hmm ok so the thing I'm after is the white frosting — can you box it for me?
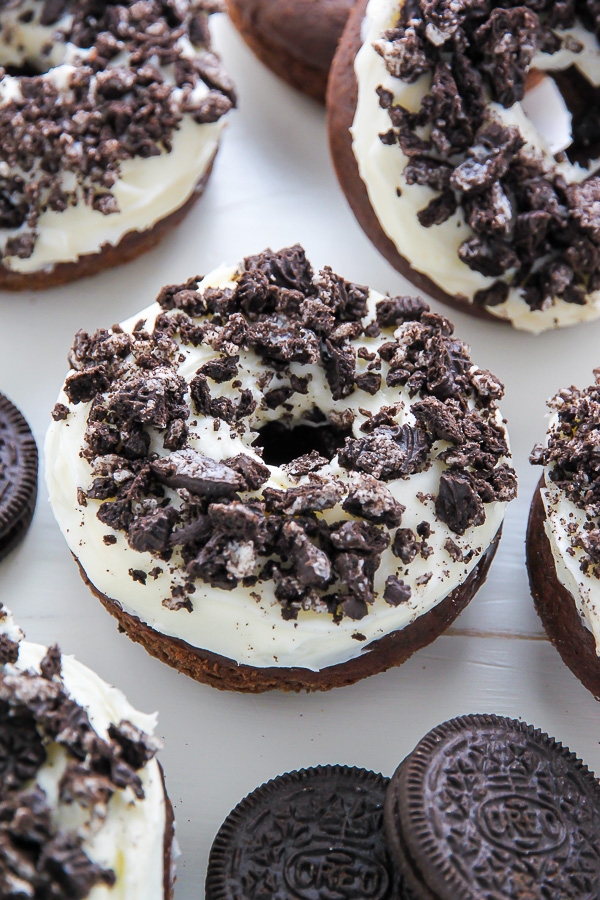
[0,1,227,273]
[352,0,600,333]
[0,611,168,900]
[541,412,600,654]
[45,263,510,673]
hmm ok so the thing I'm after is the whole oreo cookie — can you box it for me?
[528,375,600,699]
[0,393,38,560]
[206,765,400,899]
[385,714,600,899]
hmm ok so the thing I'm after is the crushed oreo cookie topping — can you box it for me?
[0,614,161,900]
[0,0,235,266]
[532,373,600,575]
[365,0,600,318]
[50,245,515,631]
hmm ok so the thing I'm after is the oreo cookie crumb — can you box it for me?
[51,403,70,421]
[384,575,411,606]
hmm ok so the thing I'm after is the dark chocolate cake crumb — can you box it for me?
[377,0,600,312]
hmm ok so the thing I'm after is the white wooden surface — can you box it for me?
[1,15,599,897]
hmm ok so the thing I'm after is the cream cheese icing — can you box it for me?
[3,115,222,274]
[0,0,229,274]
[352,0,600,333]
[45,260,512,673]
[0,607,168,900]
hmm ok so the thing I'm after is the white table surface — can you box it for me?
[1,14,600,897]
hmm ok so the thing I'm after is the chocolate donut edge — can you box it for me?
[527,476,600,700]
[71,526,501,693]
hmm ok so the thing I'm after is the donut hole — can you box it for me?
[253,415,351,467]
[552,67,600,167]
[3,60,48,77]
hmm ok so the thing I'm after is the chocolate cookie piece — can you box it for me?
[527,476,600,699]
[385,714,600,899]
[0,394,38,560]
[0,0,234,290]
[206,765,400,899]
[227,0,353,102]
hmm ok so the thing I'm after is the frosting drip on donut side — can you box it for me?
[353,0,600,332]
[0,604,167,900]
[532,378,600,652]
[0,0,234,273]
[46,246,516,671]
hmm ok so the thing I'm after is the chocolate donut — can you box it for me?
[528,374,600,698]
[0,0,235,289]
[328,0,600,332]
[0,603,174,899]
[46,245,516,692]
[226,0,353,102]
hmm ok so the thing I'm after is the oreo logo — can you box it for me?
[283,847,389,899]
[477,795,567,854]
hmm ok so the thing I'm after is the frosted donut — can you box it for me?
[0,604,173,900]
[328,0,600,332]
[46,245,517,692]
[528,374,600,699]
[0,0,235,289]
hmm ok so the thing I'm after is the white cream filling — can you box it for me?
[352,0,600,333]
[45,264,509,672]
[0,621,167,900]
[0,1,226,273]
[541,412,600,654]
